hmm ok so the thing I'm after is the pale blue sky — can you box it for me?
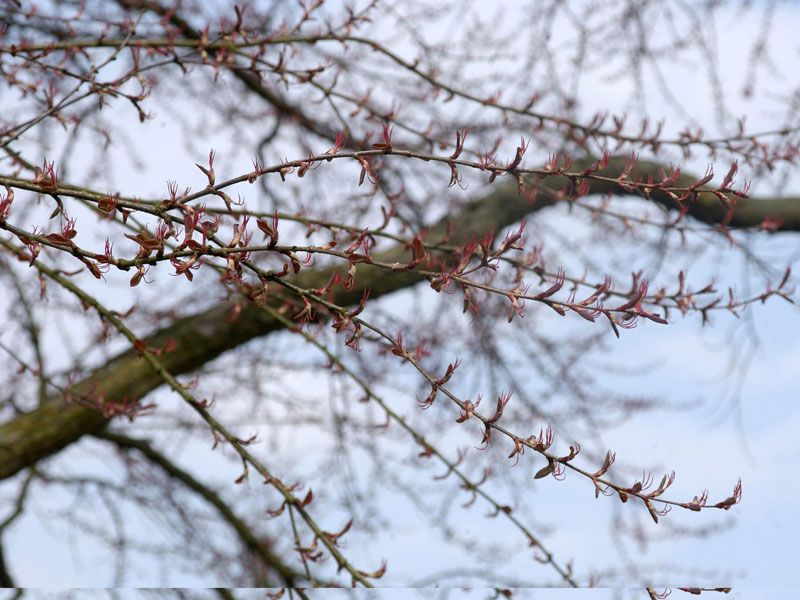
[1,1,799,596]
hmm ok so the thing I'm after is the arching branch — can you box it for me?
[93,430,302,587]
[0,157,793,480]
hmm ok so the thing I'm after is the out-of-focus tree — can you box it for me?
[0,0,796,593]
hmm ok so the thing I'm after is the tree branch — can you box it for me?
[113,0,345,144]
[93,430,302,587]
[0,157,794,481]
